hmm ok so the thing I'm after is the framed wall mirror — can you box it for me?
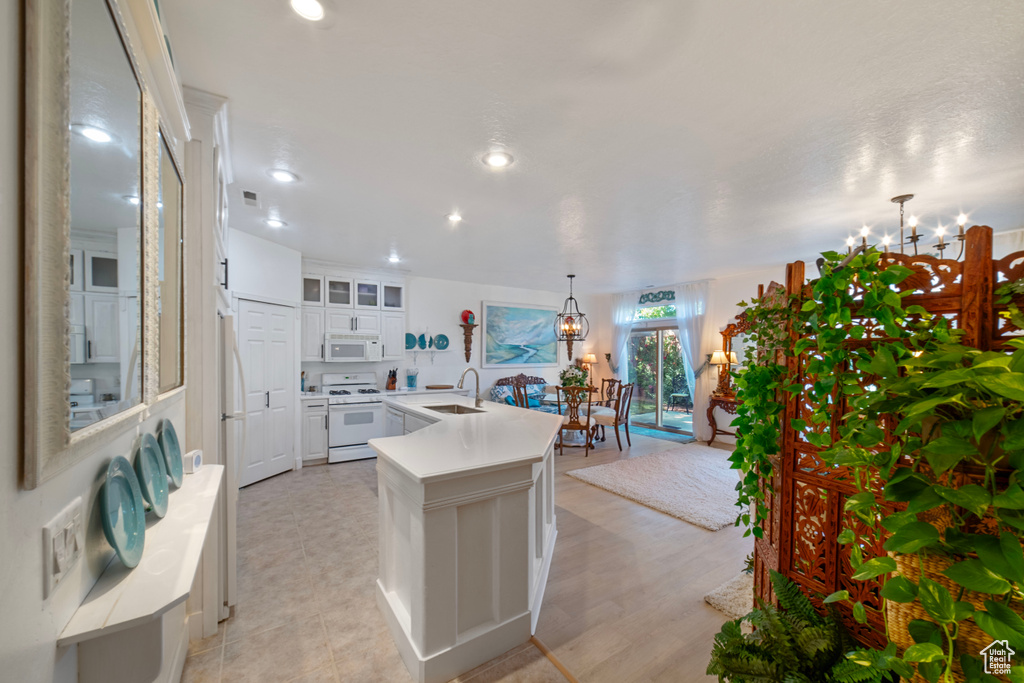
[24,0,183,489]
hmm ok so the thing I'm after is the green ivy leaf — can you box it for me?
[984,374,1024,401]
[973,406,1007,442]
[823,589,849,604]
[844,491,877,513]
[918,577,956,623]
[953,601,975,621]
[908,619,942,645]
[852,601,867,624]
[837,528,855,544]
[942,559,1011,595]
[994,484,1024,510]
[975,601,1024,652]
[881,510,917,533]
[903,642,945,663]
[936,484,991,518]
[918,660,943,683]
[882,522,940,554]
[973,532,1024,584]
[851,556,897,581]
[884,469,931,502]
[880,575,918,603]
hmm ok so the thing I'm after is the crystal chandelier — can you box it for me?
[554,274,589,361]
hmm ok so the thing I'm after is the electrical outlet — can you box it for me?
[43,497,84,599]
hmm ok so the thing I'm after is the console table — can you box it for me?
[707,395,741,446]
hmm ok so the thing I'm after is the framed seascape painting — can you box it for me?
[481,301,559,368]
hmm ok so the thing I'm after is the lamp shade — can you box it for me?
[710,350,729,365]
[729,352,738,364]
[582,353,598,364]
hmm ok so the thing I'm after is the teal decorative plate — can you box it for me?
[405,332,416,350]
[417,333,427,349]
[428,335,434,348]
[101,456,146,568]
[434,334,449,350]
[157,418,183,488]
[134,433,169,518]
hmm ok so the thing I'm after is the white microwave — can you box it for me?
[325,333,383,362]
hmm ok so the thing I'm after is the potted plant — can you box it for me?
[708,570,888,682]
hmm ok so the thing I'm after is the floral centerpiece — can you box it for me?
[559,365,589,387]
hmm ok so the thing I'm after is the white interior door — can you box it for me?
[266,307,294,475]
[238,299,295,487]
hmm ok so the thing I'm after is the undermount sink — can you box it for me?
[425,404,485,415]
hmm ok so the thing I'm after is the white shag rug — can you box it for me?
[565,443,739,531]
[704,572,755,619]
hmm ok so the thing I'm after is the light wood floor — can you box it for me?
[181,431,751,682]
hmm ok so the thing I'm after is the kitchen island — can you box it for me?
[369,394,562,683]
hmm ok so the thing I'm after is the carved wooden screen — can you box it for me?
[752,225,1018,645]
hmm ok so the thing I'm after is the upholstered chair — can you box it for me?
[589,383,634,451]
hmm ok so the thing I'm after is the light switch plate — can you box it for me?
[43,497,84,599]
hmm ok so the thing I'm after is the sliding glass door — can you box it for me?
[627,328,693,433]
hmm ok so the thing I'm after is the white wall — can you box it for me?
[301,275,604,399]
[0,6,187,680]
[227,228,301,307]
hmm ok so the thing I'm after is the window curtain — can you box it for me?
[610,291,638,378]
[674,281,711,440]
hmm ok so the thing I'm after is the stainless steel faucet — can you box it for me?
[458,367,482,407]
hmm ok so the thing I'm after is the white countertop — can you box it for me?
[369,394,562,484]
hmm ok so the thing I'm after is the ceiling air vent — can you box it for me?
[242,189,259,207]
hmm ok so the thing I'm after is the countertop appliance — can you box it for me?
[323,372,385,463]
[325,333,383,363]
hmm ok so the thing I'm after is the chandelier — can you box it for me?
[844,194,969,261]
[554,274,589,361]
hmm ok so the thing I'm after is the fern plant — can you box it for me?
[708,570,886,683]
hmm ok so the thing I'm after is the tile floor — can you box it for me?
[182,431,750,682]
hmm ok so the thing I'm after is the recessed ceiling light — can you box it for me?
[72,124,113,143]
[268,168,299,183]
[265,218,287,228]
[290,0,325,21]
[482,151,513,168]
[123,195,140,205]
[388,255,401,264]
[447,212,462,222]
[157,201,163,208]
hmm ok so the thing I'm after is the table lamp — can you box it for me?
[582,353,598,382]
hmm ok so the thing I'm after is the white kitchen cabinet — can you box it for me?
[302,401,329,461]
[325,309,355,335]
[354,279,380,310]
[325,309,380,334]
[354,311,380,334]
[382,312,405,360]
[385,406,404,437]
[84,250,119,293]
[86,294,120,363]
[302,274,325,306]
[381,282,405,311]
[325,276,354,308]
[300,307,325,361]
[404,413,433,434]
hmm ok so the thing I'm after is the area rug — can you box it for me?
[704,572,754,619]
[565,444,739,531]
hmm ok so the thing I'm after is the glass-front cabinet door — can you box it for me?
[326,276,354,308]
[302,274,325,306]
[382,283,405,311]
[354,279,380,309]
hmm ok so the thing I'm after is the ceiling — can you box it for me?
[162,0,1024,294]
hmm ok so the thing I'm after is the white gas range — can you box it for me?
[323,372,385,463]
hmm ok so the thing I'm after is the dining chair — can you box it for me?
[511,376,531,408]
[599,378,621,408]
[590,383,634,451]
[556,385,594,456]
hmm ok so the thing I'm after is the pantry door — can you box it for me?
[238,299,296,487]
